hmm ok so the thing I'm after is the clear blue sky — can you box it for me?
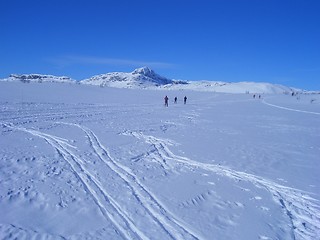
[1,0,320,90]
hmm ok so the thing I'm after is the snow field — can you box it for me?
[0,82,319,239]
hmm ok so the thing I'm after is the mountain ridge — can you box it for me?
[2,74,75,83]
[1,67,312,94]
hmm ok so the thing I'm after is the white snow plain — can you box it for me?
[0,81,319,240]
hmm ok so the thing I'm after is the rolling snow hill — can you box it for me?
[162,80,297,94]
[0,81,319,240]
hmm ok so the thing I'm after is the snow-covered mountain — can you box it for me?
[81,67,173,88]
[0,68,304,94]
[80,67,297,93]
[81,67,299,94]
[1,74,75,83]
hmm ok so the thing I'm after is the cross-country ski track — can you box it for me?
[3,122,202,240]
[1,87,319,240]
[124,130,320,240]
[262,99,320,115]
[3,121,319,240]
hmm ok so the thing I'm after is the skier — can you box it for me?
[164,95,169,107]
[174,97,177,104]
[184,96,187,104]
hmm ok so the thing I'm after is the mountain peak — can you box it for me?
[82,67,173,88]
[132,67,154,76]
[131,67,173,85]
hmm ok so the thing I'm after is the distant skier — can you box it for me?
[174,97,177,104]
[184,96,187,104]
[164,95,169,107]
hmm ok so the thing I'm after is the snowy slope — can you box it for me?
[164,81,296,94]
[1,74,76,83]
[81,67,173,88]
[0,81,319,240]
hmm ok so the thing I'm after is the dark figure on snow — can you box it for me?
[174,97,177,104]
[184,96,187,104]
[164,95,169,107]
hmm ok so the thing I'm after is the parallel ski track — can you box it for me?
[128,131,320,240]
[3,123,148,240]
[3,122,202,240]
[0,104,156,127]
[0,107,106,123]
[61,122,202,240]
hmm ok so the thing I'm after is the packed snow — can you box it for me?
[0,81,319,240]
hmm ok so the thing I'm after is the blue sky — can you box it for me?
[1,0,320,90]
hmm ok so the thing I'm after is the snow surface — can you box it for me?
[0,81,319,240]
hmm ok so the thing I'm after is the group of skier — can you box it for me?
[164,95,187,107]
